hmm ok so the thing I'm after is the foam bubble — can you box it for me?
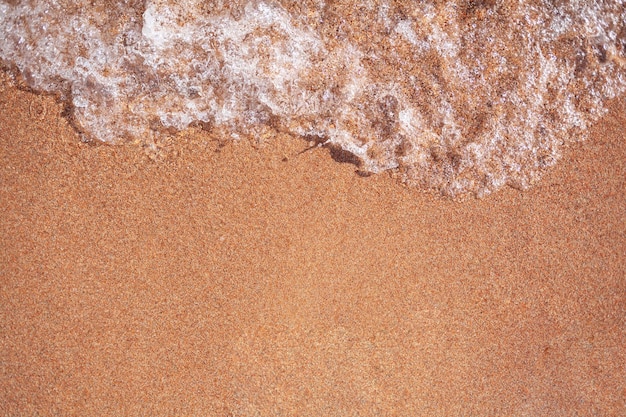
[1,0,624,196]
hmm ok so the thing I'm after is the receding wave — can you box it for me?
[1,0,624,196]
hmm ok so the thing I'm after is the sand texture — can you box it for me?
[1,78,625,414]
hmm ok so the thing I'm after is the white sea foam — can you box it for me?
[1,0,624,196]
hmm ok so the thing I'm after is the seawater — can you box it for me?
[1,0,624,196]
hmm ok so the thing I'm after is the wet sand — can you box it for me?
[1,76,625,415]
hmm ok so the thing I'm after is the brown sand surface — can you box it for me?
[1,76,625,415]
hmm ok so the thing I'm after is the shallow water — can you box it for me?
[1,0,624,196]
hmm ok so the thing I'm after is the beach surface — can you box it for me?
[1,76,625,415]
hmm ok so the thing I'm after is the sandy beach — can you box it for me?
[1,73,625,415]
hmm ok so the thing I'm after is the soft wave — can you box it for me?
[1,0,624,196]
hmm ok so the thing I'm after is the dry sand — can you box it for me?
[1,74,625,415]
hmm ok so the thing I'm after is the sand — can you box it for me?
[1,75,625,415]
